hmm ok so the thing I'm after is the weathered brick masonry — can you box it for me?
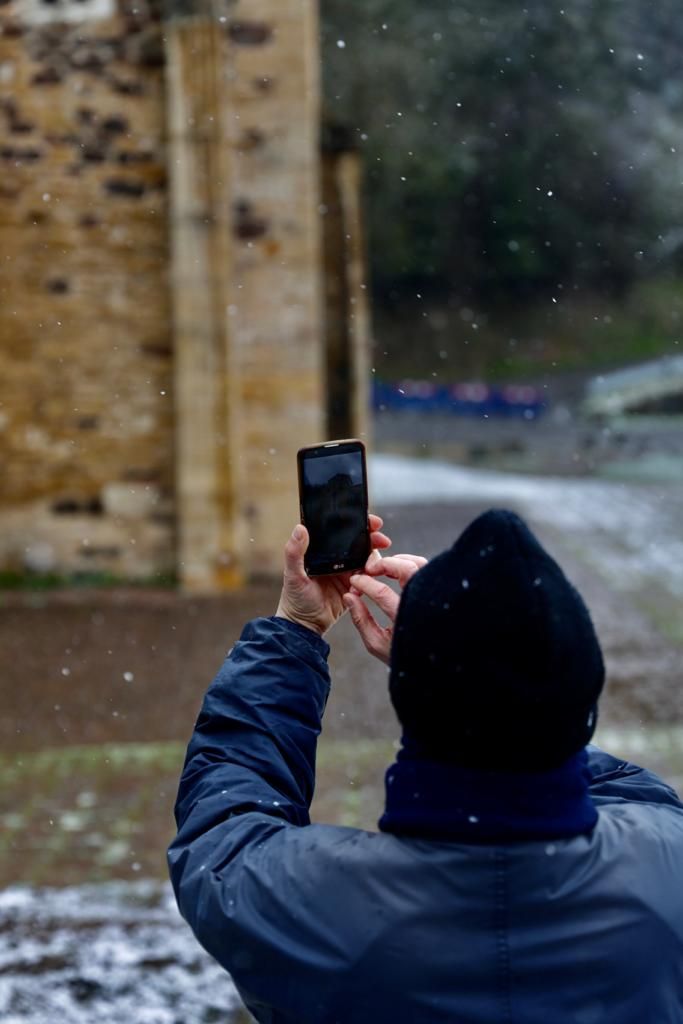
[0,0,369,588]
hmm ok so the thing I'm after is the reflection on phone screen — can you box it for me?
[302,451,368,569]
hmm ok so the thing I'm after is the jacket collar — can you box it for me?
[379,742,597,843]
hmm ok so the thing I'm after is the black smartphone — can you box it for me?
[297,439,371,576]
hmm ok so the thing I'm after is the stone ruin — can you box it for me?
[0,0,370,589]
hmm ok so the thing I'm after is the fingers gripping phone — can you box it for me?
[297,439,371,576]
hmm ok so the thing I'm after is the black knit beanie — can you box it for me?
[389,509,605,771]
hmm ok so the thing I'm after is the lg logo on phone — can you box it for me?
[333,563,344,571]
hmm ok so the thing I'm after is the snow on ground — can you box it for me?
[0,882,243,1024]
[370,454,683,601]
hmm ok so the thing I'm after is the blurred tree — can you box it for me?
[321,0,683,307]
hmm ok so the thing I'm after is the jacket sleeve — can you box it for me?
[586,744,683,809]
[167,617,331,939]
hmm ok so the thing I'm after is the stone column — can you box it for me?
[336,152,372,443]
[227,0,325,577]
[165,7,245,590]
[322,136,372,443]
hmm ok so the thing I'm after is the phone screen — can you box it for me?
[299,442,370,575]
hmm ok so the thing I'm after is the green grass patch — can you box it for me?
[0,742,186,887]
[631,589,683,649]
[1,732,679,888]
[595,726,683,796]
[0,571,178,592]
[0,739,396,887]
[314,739,396,830]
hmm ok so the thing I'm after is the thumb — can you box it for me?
[284,524,309,578]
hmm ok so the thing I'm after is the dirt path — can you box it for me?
[1,495,680,759]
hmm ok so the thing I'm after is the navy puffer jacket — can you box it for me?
[168,617,683,1024]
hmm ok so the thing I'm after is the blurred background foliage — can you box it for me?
[321,0,683,378]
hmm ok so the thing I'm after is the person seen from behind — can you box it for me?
[169,509,683,1023]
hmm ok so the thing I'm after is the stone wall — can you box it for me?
[0,0,369,587]
[0,0,174,578]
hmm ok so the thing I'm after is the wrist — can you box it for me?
[274,605,326,637]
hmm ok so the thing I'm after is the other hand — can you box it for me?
[342,553,428,664]
[275,514,392,636]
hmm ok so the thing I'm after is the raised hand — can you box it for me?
[342,553,428,664]
[275,514,392,636]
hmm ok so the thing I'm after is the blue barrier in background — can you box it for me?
[373,380,546,419]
